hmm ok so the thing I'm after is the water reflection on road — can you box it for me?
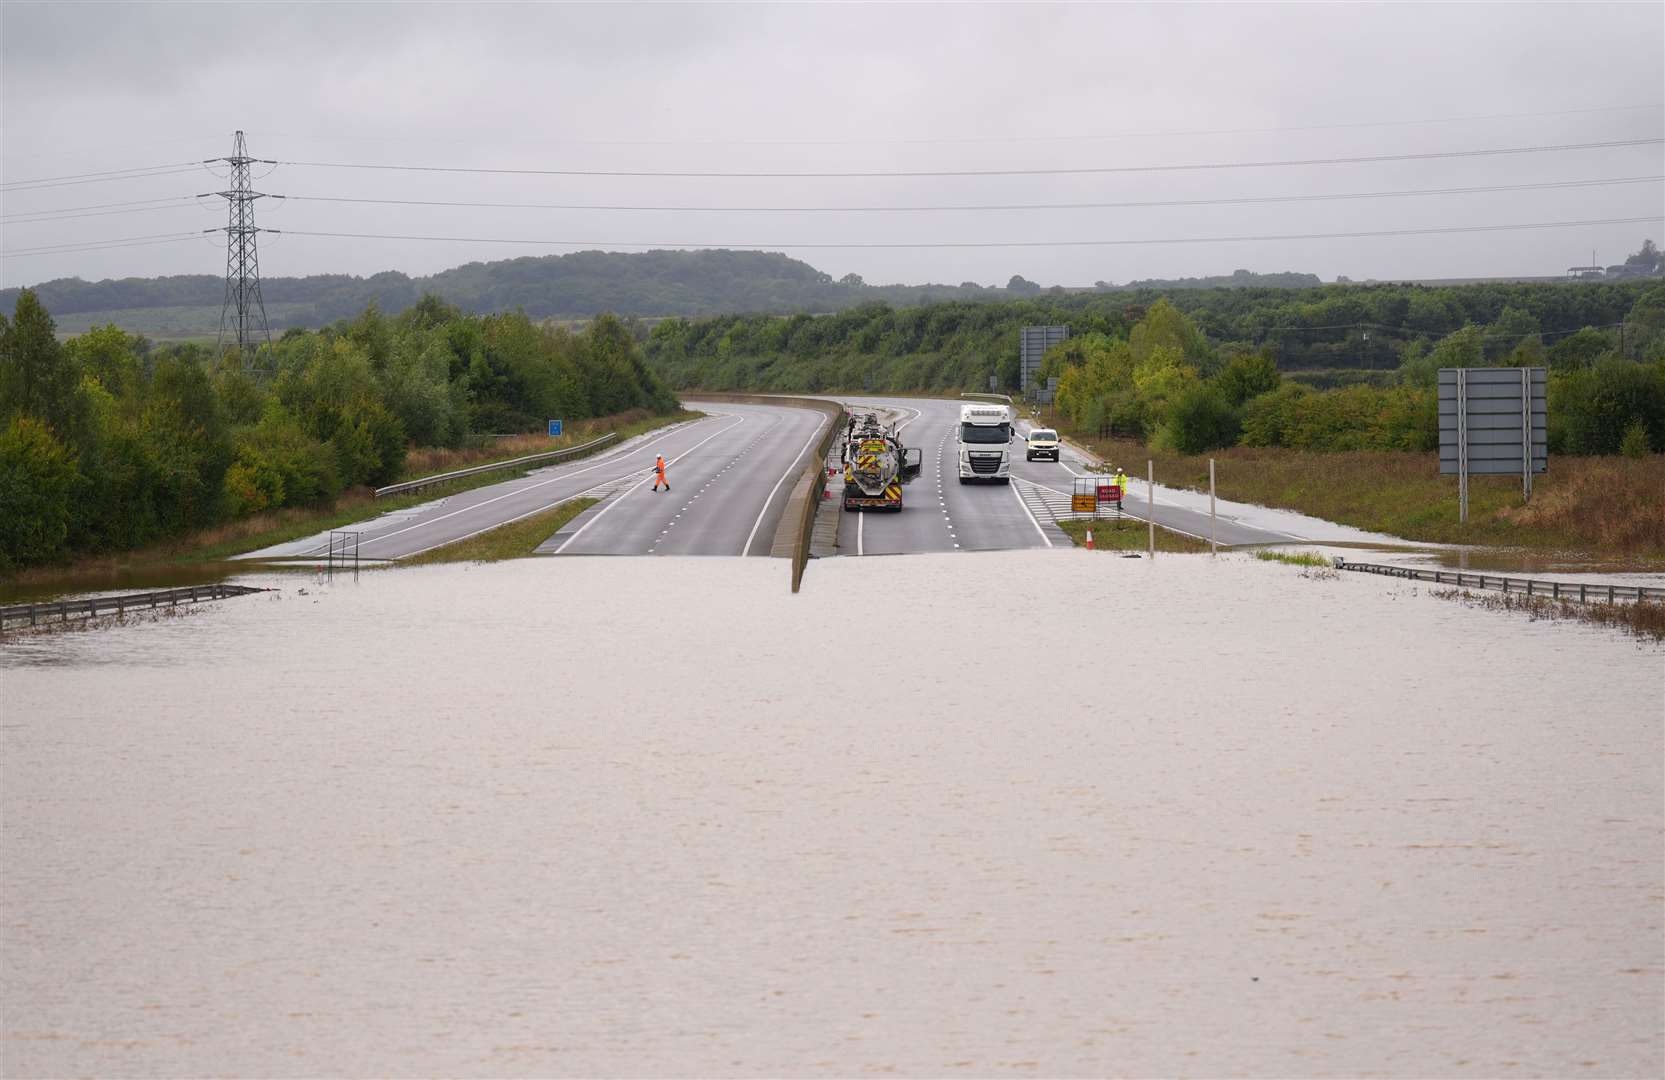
[4,553,1660,1077]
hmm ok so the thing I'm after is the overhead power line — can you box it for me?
[0,194,206,222]
[1,232,206,257]
[250,102,1665,149]
[267,215,1662,250]
[11,176,1659,223]
[0,198,209,225]
[0,164,205,192]
[278,137,1663,180]
[12,214,1661,260]
[276,175,1663,215]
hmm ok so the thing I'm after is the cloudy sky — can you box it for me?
[3,1,1661,290]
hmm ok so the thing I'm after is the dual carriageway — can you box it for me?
[240,395,1299,566]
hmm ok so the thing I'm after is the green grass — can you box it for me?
[397,409,698,483]
[1057,518,1211,553]
[403,499,597,565]
[1253,549,1334,568]
[1043,419,1665,564]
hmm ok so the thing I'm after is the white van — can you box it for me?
[958,403,1013,483]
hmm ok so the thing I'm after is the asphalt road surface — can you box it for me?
[832,397,1057,556]
[239,401,827,561]
[240,394,1293,564]
[830,395,1297,552]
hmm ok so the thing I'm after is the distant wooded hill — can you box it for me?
[2,249,1323,336]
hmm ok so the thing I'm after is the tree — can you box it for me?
[1161,384,1241,453]
[1006,275,1041,294]
[1624,238,1661,274]
[1215,351,1281,406]
[0,289,86,443]
[1487,305,1541,357]
[839,273,866,288]
[0,417,79,569]
[1548,327,1617,371]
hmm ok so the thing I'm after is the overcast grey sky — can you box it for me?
[3,1,1662,290]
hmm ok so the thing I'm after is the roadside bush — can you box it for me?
[232,409,342,510]
[1215,351,1281,406]
[1160,384,1241,453]
[223,459,285,516]
[1619,420,1652,458]
[1551,357,1665,455]
[0,417,79,569]
[1240,383,1312,447]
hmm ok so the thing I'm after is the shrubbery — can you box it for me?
[0,293,677,570]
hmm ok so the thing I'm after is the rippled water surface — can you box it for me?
[3,553,1661,1077]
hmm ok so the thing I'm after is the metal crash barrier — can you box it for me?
[1333,558,1665,604]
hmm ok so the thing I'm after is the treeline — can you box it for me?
[0,251,1024,327]
[0,293,676,571]
[1045,292,1665,458]
[642,278,1665,391]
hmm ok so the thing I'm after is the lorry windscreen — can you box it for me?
[960,422,1011,444]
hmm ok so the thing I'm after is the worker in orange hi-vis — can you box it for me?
[652,454,669,492]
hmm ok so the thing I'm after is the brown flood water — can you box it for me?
[3,552,1661,1077]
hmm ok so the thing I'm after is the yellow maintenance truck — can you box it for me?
[841,412,922,512]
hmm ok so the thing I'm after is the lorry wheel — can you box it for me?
[958,477,969,485]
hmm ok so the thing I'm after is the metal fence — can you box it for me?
[328,531,360,576]
[1334,558,1664,603]
[373,433,618,499]
[0,583,270,630]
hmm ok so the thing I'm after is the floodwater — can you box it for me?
[3,553,1661,1077]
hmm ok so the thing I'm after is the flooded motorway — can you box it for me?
[3,552,1661,1077]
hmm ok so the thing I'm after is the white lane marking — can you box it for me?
[360,413,728,553]
[552,412,749,554]
[742,411,829,557]
[398,493,579,560]
[1010,476,1054,548]
[856,510,865,556]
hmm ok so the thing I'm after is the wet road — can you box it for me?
[830,396,1297,553]
[239,401,828,561]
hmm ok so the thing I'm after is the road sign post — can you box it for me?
[1071,476,1098,517]
[1147,459,1155,560]
[1209,458,1217,556]
[548,419,563,437]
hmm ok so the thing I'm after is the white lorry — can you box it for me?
[957,402,1014,483]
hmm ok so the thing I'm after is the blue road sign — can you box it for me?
[548,419,563,437]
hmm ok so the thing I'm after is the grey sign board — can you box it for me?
[1020,325,1068,396]
[1438,366,1547,520]
[1438,367,1547,475]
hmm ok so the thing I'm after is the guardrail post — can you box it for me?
[1609,585,1615,603]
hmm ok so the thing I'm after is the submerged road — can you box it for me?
[239,401,828,561]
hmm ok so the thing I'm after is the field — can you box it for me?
[1060,427,1665,564]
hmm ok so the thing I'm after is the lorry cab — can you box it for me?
[958,403,1013,483]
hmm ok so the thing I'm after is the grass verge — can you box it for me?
[403,499,597,566]
[1254,549,1333,568]
[1057,518,1211,553]
[398,409,699,482]
[1041,411,1665,563]
[1430,587,1665,644]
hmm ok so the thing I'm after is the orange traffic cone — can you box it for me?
[1085,529,1094,550]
